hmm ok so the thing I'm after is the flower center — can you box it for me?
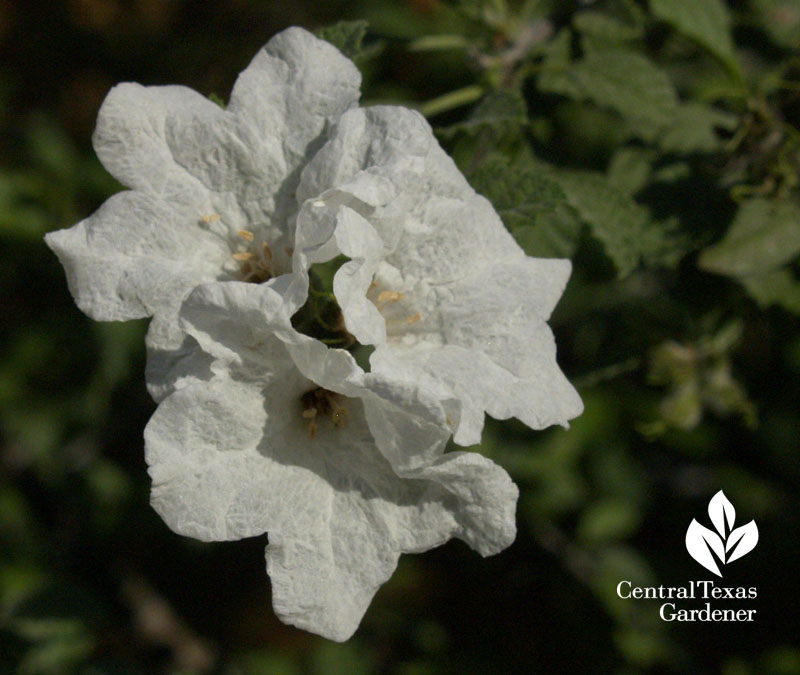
[300,387,348,439]
[231,230,276,283]
[367,280,422,332]
[201,213,279,283]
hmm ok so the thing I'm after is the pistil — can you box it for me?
[300,387,349,439]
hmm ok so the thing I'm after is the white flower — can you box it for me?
[287,106,584,445]
[44,27,362,400]
[146,281,518,641]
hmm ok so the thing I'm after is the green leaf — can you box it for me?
[541,26,571,69]
[539,44,678,127]
[315,20,378,61]
[310,641,376,675]
[741,268,800,314]
[553,170,685,275]
[208,92,226,109]
[650,0,741,76]
[437,90,528,139]
[573,1,645,42]
[607,148,656,196]
[615,628,671,669]
[512,216,583,259]
[699,198,800,277]
[469,154,583,258]
[231,651,301,675]
[658,102,738,153]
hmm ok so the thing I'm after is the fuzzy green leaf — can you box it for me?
[577,499,642,542]
[574,1,645,42]
[512,216,583,259]
[650,0,741,75]
[316,20,375,60]
[659,102,738,153]
[438,91,528,139]
[742,268,800,314]
[553,170,686,275]
[699,199,800,277]
[607,148,656,196]
[539,45,678,127]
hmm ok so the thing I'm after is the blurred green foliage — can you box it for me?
[2,0,799,673]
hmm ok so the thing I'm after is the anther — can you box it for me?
[202,213,221,223]
[237,229,254,241]
[300,387,348,438]
[377,290,405,305]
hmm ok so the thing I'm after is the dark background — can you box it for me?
[2,0,799,673]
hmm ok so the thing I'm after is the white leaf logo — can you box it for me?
[685,490,758,576]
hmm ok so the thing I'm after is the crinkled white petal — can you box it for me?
[178,281,458,472]
[368,258,582,443]
[164,105,289,202]
[48,27,365,400]
[144,313,215,402]
[229,27,361,162]
[289,104,582,441]
[359,370,458,473]
[92,83,217,195]
[44,190,229,321]
[297,106,435,209]
[145,374,517,641]
[372,340,582,446]
[330,207,386,346]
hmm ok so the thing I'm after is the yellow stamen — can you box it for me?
[237,229,254,241]
[377,290,405,305]
[233,252,255,261]
[406,312,422,324]
[202,213,221,223]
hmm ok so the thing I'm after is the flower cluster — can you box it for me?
[45,27,582,641]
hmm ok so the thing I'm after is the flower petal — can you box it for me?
[368,266,583,444]
[144,312,215,402]
[289,102,582,442]
[295,106,517,285]
[166,27,362,205]
[44,190,229,321]
[92,83,217,194]
[179,281,457,473]
[229,27,361,156]
[296,106,435,209]
[146,374,517,642]
[267,446,517,641]
[330,207,386,346]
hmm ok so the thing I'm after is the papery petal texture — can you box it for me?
[145,282,518,641]
[47,25,579,643]
[45,27,362,401]
[291,106,583,444]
